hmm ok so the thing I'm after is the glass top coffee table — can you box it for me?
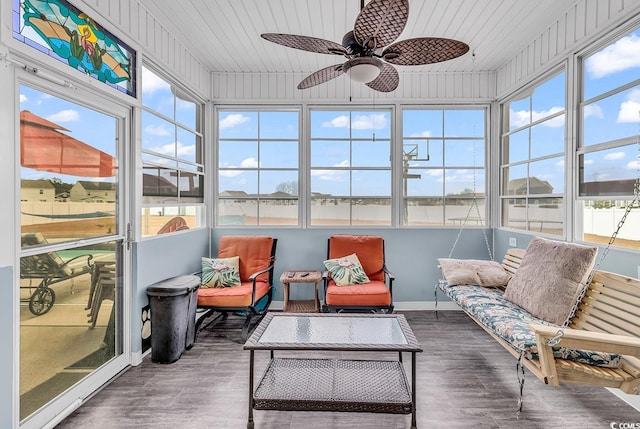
[243,313,423,429]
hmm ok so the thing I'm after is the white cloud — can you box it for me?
[176,142,195,158]
[583,104,604,119]
[510,107,564,128]
[219,113,250,129]
[323,115,350,128]
[586,34,640,79]
[617,89,640,123]
[20,94,28,103]
[322,113,388,130]
[47,109,79,123]
[141,67,170,95]
[219,170,243,177]
[604,152,626,161]
[555,159,565,168]
[144,124,172,137]
[627,160,640,170]
[409,131,432,138]
[311,161,349,181]
[584,159,594,165]
[240,157,259,168]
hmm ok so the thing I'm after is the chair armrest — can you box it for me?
[62,253,95,269]
[529,323,640,386]
[382,264,394,298]
[247,263,274,281]
[248,259,275,305]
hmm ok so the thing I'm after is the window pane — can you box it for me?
[142,111,176,154]
[177,128,197,164]
[218,200,257,226]
[580,200,640,250]
[532,72,565,114]
[403,139,443,167]
[141,206,202,236]
[582,86,640,146]
[445,198,486,226]
[219,111,258,139]
[260,171,299,196]
[142,66,172,117]
[218,170,258,194]
[219,141,258,167]
[350,111,391,139]
[311,140,350,167]
[506,129,529,164]
[260,141,298,168]
[175,92,197,130]
[143,166,178,198]
[444,169,485,195]
[530,117,565,159]
[311,111,350,138]
[404,198,444,225]
[310,170,349,195]
[580,145,639,196]
[352,139,390,167]
[352,198,391,226]
[259,111,299,139]
[403,110,443,137]
[505,164,528,194]
[405,169,443,197]
[310,197,350,225]
[258,199,298,225]
[444,140,484,166]
[444,110,484,137]
[507,95,531,130]
[352,170,390,196]
[584,28,640,101]
[530,157,564,194]
[528,197,563,235]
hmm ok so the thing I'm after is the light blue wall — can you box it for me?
[495,230,640,279]
[0,266,14,428]
[212,228,495,304]
[132,229,209,355]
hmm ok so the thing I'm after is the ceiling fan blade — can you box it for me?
[261,33,347,55]
[366,62,399,93]
[354,0,409,50]
[382,37,470,65]
[297,64,344,89]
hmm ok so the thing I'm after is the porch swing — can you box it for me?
[436,102,640,407]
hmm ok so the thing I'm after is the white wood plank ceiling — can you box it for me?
[139,0,569,76]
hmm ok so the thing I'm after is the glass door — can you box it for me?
[18,83,129,427]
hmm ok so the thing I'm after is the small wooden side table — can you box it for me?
[280,270,322,313]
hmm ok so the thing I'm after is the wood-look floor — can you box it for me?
[57,311,640,429]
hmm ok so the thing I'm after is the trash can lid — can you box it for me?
[147,274,201,297]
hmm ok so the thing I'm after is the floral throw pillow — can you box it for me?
[323,253,370,286]
[201,256,241,288]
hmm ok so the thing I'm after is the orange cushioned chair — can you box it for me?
[322,234,394,313]
[195,235,277,341]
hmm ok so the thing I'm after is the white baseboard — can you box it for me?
[270,300,460,311]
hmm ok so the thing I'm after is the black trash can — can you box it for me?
[147,274,200,363]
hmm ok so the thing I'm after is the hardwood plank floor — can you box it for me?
[58,311,640,428]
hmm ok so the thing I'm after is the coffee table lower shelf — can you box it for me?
[253,357,413,414]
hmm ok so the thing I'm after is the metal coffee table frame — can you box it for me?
[243,312,423,428]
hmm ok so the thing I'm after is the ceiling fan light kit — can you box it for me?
[343,57,382,83]
[261,0,469,93]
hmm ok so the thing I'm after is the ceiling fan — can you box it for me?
[261,0,470,93]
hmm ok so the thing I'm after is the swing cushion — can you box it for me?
[441,282,622,368]
[438,258,511,287]
[504,237,597,325]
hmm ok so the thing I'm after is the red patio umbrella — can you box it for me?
[20,110,115,177]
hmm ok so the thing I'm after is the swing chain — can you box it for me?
[548,110,640,346]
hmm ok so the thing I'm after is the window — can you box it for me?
[141,65,204,236]
[402,108,486,226]
[309,109,392,226]
[500,71,566,236]
[578,27,640,249]
[217,109,300,226]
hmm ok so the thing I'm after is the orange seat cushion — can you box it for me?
[218,236,274,283]
[328,235,385,281]
[325,280,391,306]
[197,281,270,308]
